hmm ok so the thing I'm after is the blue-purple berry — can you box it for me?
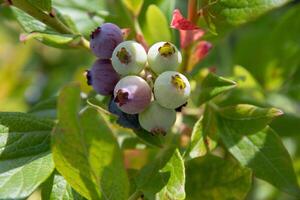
[113,76,152,114]
[90,23,123,59]
[87,59,120,95]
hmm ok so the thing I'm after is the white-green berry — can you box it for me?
[112,41,147,76]
[154,71,190,109]
[147,42,182,74]
[138,101,176,135]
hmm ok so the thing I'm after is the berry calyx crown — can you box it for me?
[171,74,186,90]
[117,47,131,64]
[114,89,129,106]
[159,42,175,57]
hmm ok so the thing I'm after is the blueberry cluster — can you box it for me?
[87,23,191,135]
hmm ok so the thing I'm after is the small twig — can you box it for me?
[128,190,143,200]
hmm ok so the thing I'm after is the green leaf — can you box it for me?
[122,0,144,16]
[49,175,85,200]
[28,0,52,12]
[144,4,171,44]
[184,117,207,160]
[232,5,300,88]
[133,129,164,148]
[205,0,290,32]
[198,73,236,105]
[218,104,283,135]
[135,146,175,199]
[12,7,53,32]
[52,84,129,200]
[28,97,57,119]
[53,0,108,37]
[185,154,252,200]
[220,65,265,106]
[157,149,185,200]
[20,32,82,49]
[0,112,54,199]
[218,120,300,197]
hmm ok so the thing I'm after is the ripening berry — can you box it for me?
[113,76,152,114]
[90,23,123,59]
[147,42,182,74]
[86,59,120,95]
[154,71,190,109]
[139,101,176,135]
[112,41,147,76]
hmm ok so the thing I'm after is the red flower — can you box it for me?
[170,9,212,71]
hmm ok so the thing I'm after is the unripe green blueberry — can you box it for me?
[138,101,176,135]
[112,41,147,76]
[113,76,152,114]
[154,71,190,109]
[147,42,182,74]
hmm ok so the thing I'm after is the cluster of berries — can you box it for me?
[86,23,191,135]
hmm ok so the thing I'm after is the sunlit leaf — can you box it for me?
[198,73,236,105]
[28,0,52,12]
[185,154,252,200]
[218,104,283,135]
[0,113,54,199]
[52,84,129,199]
[20,32,82,49]
[203,0,290,33]
[122,0,144,16]
[144,4,171,44]
[184,117,207,160]
[218,121,300,197]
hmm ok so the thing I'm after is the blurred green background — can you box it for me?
[0,0,300,199]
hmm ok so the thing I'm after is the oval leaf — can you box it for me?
[144,5,171,44]
[0,112,54,199]
[198,73,237,105]
[218,119,300,197]
[20,32,82,49]
[52,84,129,200]
[28,0,52,12]
[185,154,252,200]
[218,104,283,135]
[122,0,144,16]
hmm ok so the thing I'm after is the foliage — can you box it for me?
[0,0,300,200]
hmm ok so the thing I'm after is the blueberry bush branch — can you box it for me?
[9,0,90,50]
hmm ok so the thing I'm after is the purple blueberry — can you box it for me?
[90,23,123,59]
[87,59,120,96]
[113,76,152,114]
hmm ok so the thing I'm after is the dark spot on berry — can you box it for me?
[151,127,167,136]
[49,9,55,18]
[90,27,101,39]
[114,89,129,106]
[85,70,92,85]
[175,102,188,112]
[116,47,131,64]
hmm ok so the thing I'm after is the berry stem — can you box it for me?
[128,190,143,200]
[188,0,198,23]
